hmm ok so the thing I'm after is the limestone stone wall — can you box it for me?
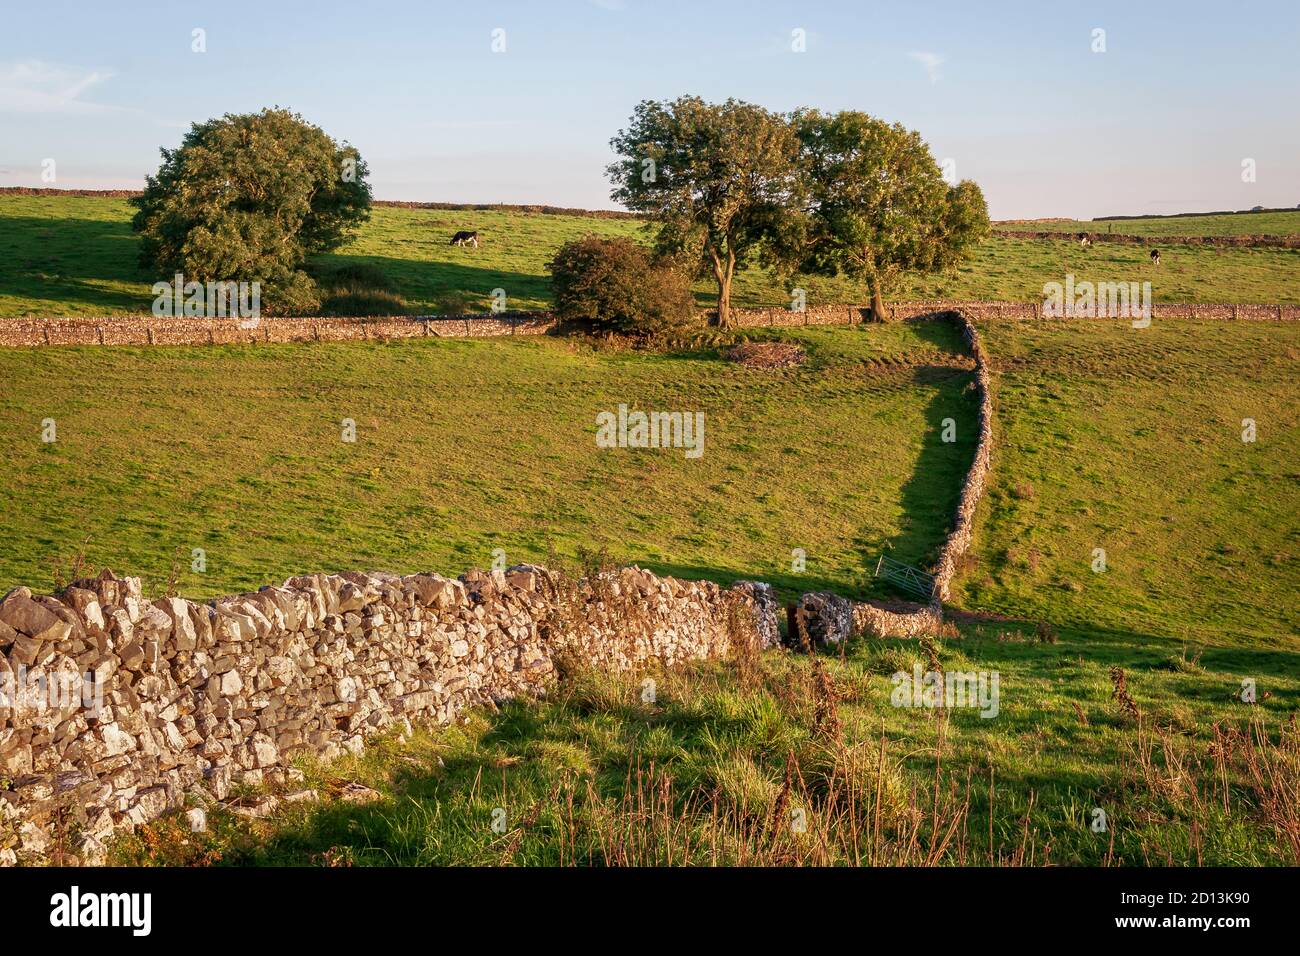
[930,311,994,602]
[4,301,1293,348]
[0,313,558,347]
[793,308,994,644]
[793,591,942,644]
[0,565,776,864]
[993,229,1300,249]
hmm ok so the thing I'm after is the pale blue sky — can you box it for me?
[2,0,1297,219]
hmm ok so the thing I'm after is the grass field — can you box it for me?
[956,319,1300,650]
[4,316,1278,868]
[3,194,1299,318]
[0,321,976,604]
[998,209,1300,237]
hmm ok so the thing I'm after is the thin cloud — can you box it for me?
[908,51,944,84]
[0,60,119,114]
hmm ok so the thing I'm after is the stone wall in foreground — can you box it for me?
[793,591,942,645]
[0,565,776,864]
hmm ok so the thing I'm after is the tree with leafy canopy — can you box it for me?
[607,96,804,328]
[131,108,371,314]
[792,109,989,320]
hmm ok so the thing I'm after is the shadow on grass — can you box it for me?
[309,251,555,314]
[224,665,760,866]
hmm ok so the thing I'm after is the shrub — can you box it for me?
[546,236,698,339]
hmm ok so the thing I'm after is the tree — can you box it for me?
[608,97,804,328]
[547,236,697,339]
[793,109,989,320]
[131,108,371,314]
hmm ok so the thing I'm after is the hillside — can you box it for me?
[3,193,1299,319]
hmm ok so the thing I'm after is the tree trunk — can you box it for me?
[717,275,732,328]
[870,283,892,323]
[712,249,736,328]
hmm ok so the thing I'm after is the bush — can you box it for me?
[546,237,698,339]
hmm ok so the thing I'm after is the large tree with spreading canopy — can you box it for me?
[607,96,804,328]
[792,109,989,320]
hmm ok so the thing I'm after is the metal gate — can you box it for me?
[873,553,936,600]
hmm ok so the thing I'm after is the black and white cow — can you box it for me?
[450,231,479,248]
[1150,249,1161,266]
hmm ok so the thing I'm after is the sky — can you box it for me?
[1,0,1297,220]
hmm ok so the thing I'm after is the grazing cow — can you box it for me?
[450,231,479,248]
[1150,249,1161,266]
[1078,232,1091,247]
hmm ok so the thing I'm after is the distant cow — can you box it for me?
[1150,249,1161,266]
[1078,232,1091,247]
[450,231,479,248]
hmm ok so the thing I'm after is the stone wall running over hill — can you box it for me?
[0,565,777,864]
[930,311,994,602]
[0,313,559,347]
[793,309,995,643]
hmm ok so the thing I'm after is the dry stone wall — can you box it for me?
[794,308,994,644]
[0,564,776,864]
[4,301,1295,348]
[0,313,558,348]
[794,591,942,645]
[993,229,1300,249]
[930,311,994,602]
